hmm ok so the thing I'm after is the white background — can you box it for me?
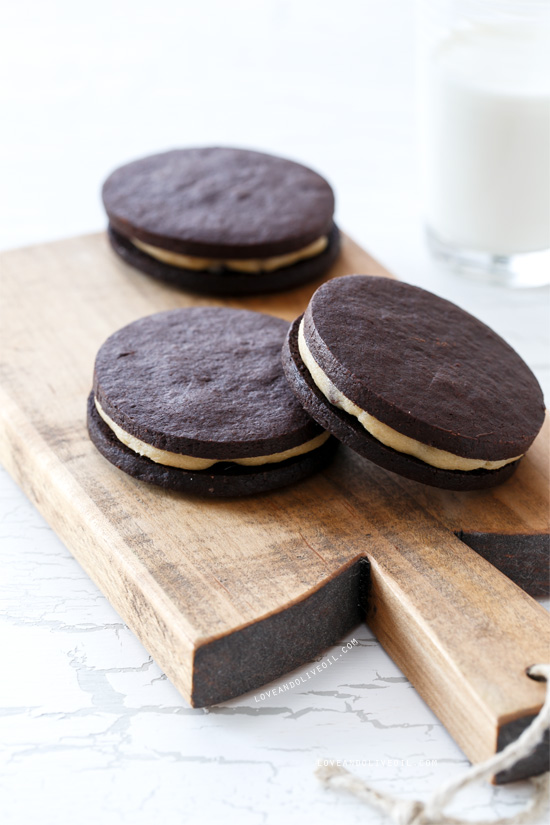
[0,2,548,823]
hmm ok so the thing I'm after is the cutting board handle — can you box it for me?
[363,500,550,783]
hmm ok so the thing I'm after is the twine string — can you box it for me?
[315,663,550,825]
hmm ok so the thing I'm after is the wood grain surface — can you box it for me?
[0,232,548,779]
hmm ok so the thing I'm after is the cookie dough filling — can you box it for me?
[131,235,328,274]
[298,319,522,472]
[95,397,330,470]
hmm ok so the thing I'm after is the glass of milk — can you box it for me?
[419,0,550,287]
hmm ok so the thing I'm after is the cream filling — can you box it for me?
[298,319,522,472]
[95,397,330,471]
[131,235,328,273]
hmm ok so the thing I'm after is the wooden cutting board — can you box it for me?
[0,232,548,782]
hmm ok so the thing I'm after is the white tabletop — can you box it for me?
[1,2,549,823]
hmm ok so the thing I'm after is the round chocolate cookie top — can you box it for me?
[93,307,323,459]
[302,275,545,460]
[102,147,335,259]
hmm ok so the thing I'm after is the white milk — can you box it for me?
[424,23,550,256]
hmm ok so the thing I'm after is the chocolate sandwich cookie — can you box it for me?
[88,307,336,497]
[102,147,340,296]
[282,275,545,490]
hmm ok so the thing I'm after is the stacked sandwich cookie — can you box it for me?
[282,275,545,490]
[88,307,337,497]
[102,147,340,296]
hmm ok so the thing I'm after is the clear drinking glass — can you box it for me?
[418,0,550,287]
